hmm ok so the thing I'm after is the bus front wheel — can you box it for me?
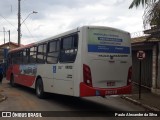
[36,78,45,99]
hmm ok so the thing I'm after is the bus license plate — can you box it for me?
[106,90,117,95]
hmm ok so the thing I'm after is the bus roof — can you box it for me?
[9,25,130,53]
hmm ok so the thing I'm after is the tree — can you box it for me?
[129,0,160,29]
[143,1,160,28]
[129,0,157,9]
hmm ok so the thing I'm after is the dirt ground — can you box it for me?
[0,89,5,102]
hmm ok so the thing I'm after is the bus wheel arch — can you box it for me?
[35,76,45,99]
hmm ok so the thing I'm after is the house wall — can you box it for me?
[154,43,160,95]
[0,42,19,75]
[0,43,19,63]
[132,42,160,95]
[152,45,157,89]
[132,46,153,88]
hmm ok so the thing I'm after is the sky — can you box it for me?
[0,0,144,45]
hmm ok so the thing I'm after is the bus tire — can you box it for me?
[10,74,16,87]
[36,78,45,99]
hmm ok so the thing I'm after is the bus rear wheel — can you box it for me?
[36,78,45,99]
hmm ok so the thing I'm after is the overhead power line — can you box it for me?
[0,13,17,29]
[23,21,35,40]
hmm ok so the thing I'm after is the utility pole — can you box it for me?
[0,30,10,46]
[18,0,21,46]
[3,27,5,44]
[8,30,10,48]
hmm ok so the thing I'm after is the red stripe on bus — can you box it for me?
[18,75,36,87]
[6,65,36,87]
[80,82,132,97]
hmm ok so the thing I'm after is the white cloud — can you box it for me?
[0,0,144,45]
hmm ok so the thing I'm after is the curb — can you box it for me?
[121,96,160,111]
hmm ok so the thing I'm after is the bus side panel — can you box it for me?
[36,64,74,96]
[73,29,84,97]
[18,64,37,87]
[36,64,54,92]
[20,75,36,87]
[7,64,37,87]
[11,65,21,84]
[6,66,13,81]
[6,65,22,84]
[52,63,74,96]
[53,79,74,95]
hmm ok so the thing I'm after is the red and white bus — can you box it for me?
[6,26,132,98]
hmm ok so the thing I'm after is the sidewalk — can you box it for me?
[122,84,160,111]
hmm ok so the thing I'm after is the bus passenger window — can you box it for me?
[23,49,29,64]
[59,34,78,63]
[13,51,23,64]
[29,46,37,63]
[62,37,73,50]
[37,44,46,64]
[46,40,59,64]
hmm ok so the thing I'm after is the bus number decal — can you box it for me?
[65,66,73,69]
[53,66,56,73]
[67,74,72,79]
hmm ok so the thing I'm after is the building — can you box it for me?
[0,42,22,75]
[0,42,22,63]
[131,35,160,95]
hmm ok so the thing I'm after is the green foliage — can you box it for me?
[143,1,160,28]
[129,0,160,29]
[129,0,157,9]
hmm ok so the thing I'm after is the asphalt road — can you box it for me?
[0,79,158,120]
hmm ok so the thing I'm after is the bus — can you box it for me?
[6,26,132,98]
